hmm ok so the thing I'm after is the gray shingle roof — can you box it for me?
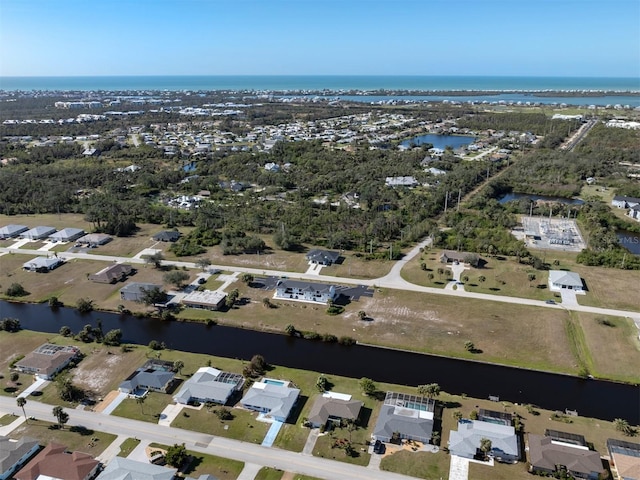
[96,457,177,480]
[548,270,583,287]
[308,396,363,426]
[119,370,174,392]
[448,420,518,459]
[529,434,603,476]
[373,404,434,443]
[173,367,244,405]
[0,436,39,476]
[240,381,300,420]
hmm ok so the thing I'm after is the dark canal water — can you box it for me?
[617,231,640,256]
[1,301,638,423]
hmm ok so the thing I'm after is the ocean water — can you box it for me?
[1,75,639,92]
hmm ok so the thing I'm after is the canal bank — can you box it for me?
[0,301,638,423]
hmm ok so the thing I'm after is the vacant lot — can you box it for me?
[9,419,116,455]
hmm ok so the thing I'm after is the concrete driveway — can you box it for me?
[560,289,579,306]
[449,455,469,480]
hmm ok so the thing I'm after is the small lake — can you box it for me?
[617,230,640,255]
[0,301,638,423]
[499,192,585,205]
[400,134,476,150]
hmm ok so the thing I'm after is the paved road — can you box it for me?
[1,246,638,320]
[0,397,413,480]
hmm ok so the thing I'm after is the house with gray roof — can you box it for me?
[89,263,134,284]
[119,360,175,396]
[240,378,300,422]
[305,249,341,266]
[0,224,28,239]
[372,392,435,444]
[120,283,162,302]
[95,457,177,480]
[528,434,603,479]
[22,256,64,272]
[76,233,112,246]
[548,270,584,292]
[0,436,40,480]
[385,176,419,188]
[152,230,181,242]
[307,392,363,428]
[274,279,337,304]
[20,226,56,240]
[173,366,244,405]
[448,419,519,462]
[49,228,85,242]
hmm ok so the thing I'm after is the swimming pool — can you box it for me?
[264,379,285,386]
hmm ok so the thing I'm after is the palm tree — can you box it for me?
[136,396,146,415]
[17,397,27,421]
[173,360,184,376]
[614,418,633,436]
[479,438,492,459]
[417,383,441,399]
[52,406,69,429]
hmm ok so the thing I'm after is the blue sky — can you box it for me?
[1,0,639,77]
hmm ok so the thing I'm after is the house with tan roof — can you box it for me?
[607,438,640,480]
[307,392,363,428]
[528,433,604,479]
[14,443,100,480]
[14,344,80,380]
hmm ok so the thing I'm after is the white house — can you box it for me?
[240,378,300,422]
[449,419,519,463]
[385,176,419,188]
[548,270,584,292]
[0,224,28,239]
[49,228,85,243]
[612,195,640,209]
[0,436,40,480]
[20,226,56,240]
[274,279,337,304]
[173,367,244,405]
[23,257,64,272]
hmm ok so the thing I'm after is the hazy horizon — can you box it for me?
[1,0,639,78]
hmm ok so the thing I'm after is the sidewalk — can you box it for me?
[0,415,25,436]
[96,435,127,463]
[236,462,262,480]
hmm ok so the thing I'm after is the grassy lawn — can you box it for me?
[9,419,116,455]
[255,467,284,480]
[0,414,17,426]
[321,255,393,280]
[117,437,141,457]
[312,424,371,466]
[468,461,531,480]
[0,213,93,232]
[112,391,174,423]
[400,249,448,288]
[149,442,244,480]
[0,330,55,398]
[171,407,270,444]
[380,450,450,480]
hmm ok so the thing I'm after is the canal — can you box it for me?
[1,301,638,423]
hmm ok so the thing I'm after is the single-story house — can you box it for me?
[49,228,85,243]
[274,279,337,304]
[607,439,640,480]
[22,256,64,272]
[0,224,28,239]
[240,378,300,422]
[152,230,181,242]
[14,344,80,380]
[612,195,640,209]
[305,249,341,266]
[629,204,640,221]
[20,226,56,240]
[0,436,40,480]
[89,263,134,284]
[548,270,584,292]
[528,434,603,479]
[439,250,476,264]
[120,282,162,302]
[448,419,519,462]
[181,290,227,311]
[76,233,112,246]
[427,167,447,176]
[307,392,363,428]
[119,360,175,396]
[385,176,419,188]
[372,392,435,444]
[173,367,245,405]
[14,443,100,480]
[96,457,177,480]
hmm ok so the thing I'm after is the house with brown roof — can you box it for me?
[89,263,134,284]
[607,439,640,480]
[528,433,604,479]
[14,443,100,480]
[307,392,363,428]
[14,344,80,380]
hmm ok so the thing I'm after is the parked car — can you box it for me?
[545,299,556,304]
[373,439,385,454]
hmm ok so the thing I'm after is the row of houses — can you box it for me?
[0,224,113,245]
[1,439,214,480]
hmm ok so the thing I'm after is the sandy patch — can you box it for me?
[72,351,129,394]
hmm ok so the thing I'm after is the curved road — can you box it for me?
[2,243,638,320]
[0,397,412,480]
